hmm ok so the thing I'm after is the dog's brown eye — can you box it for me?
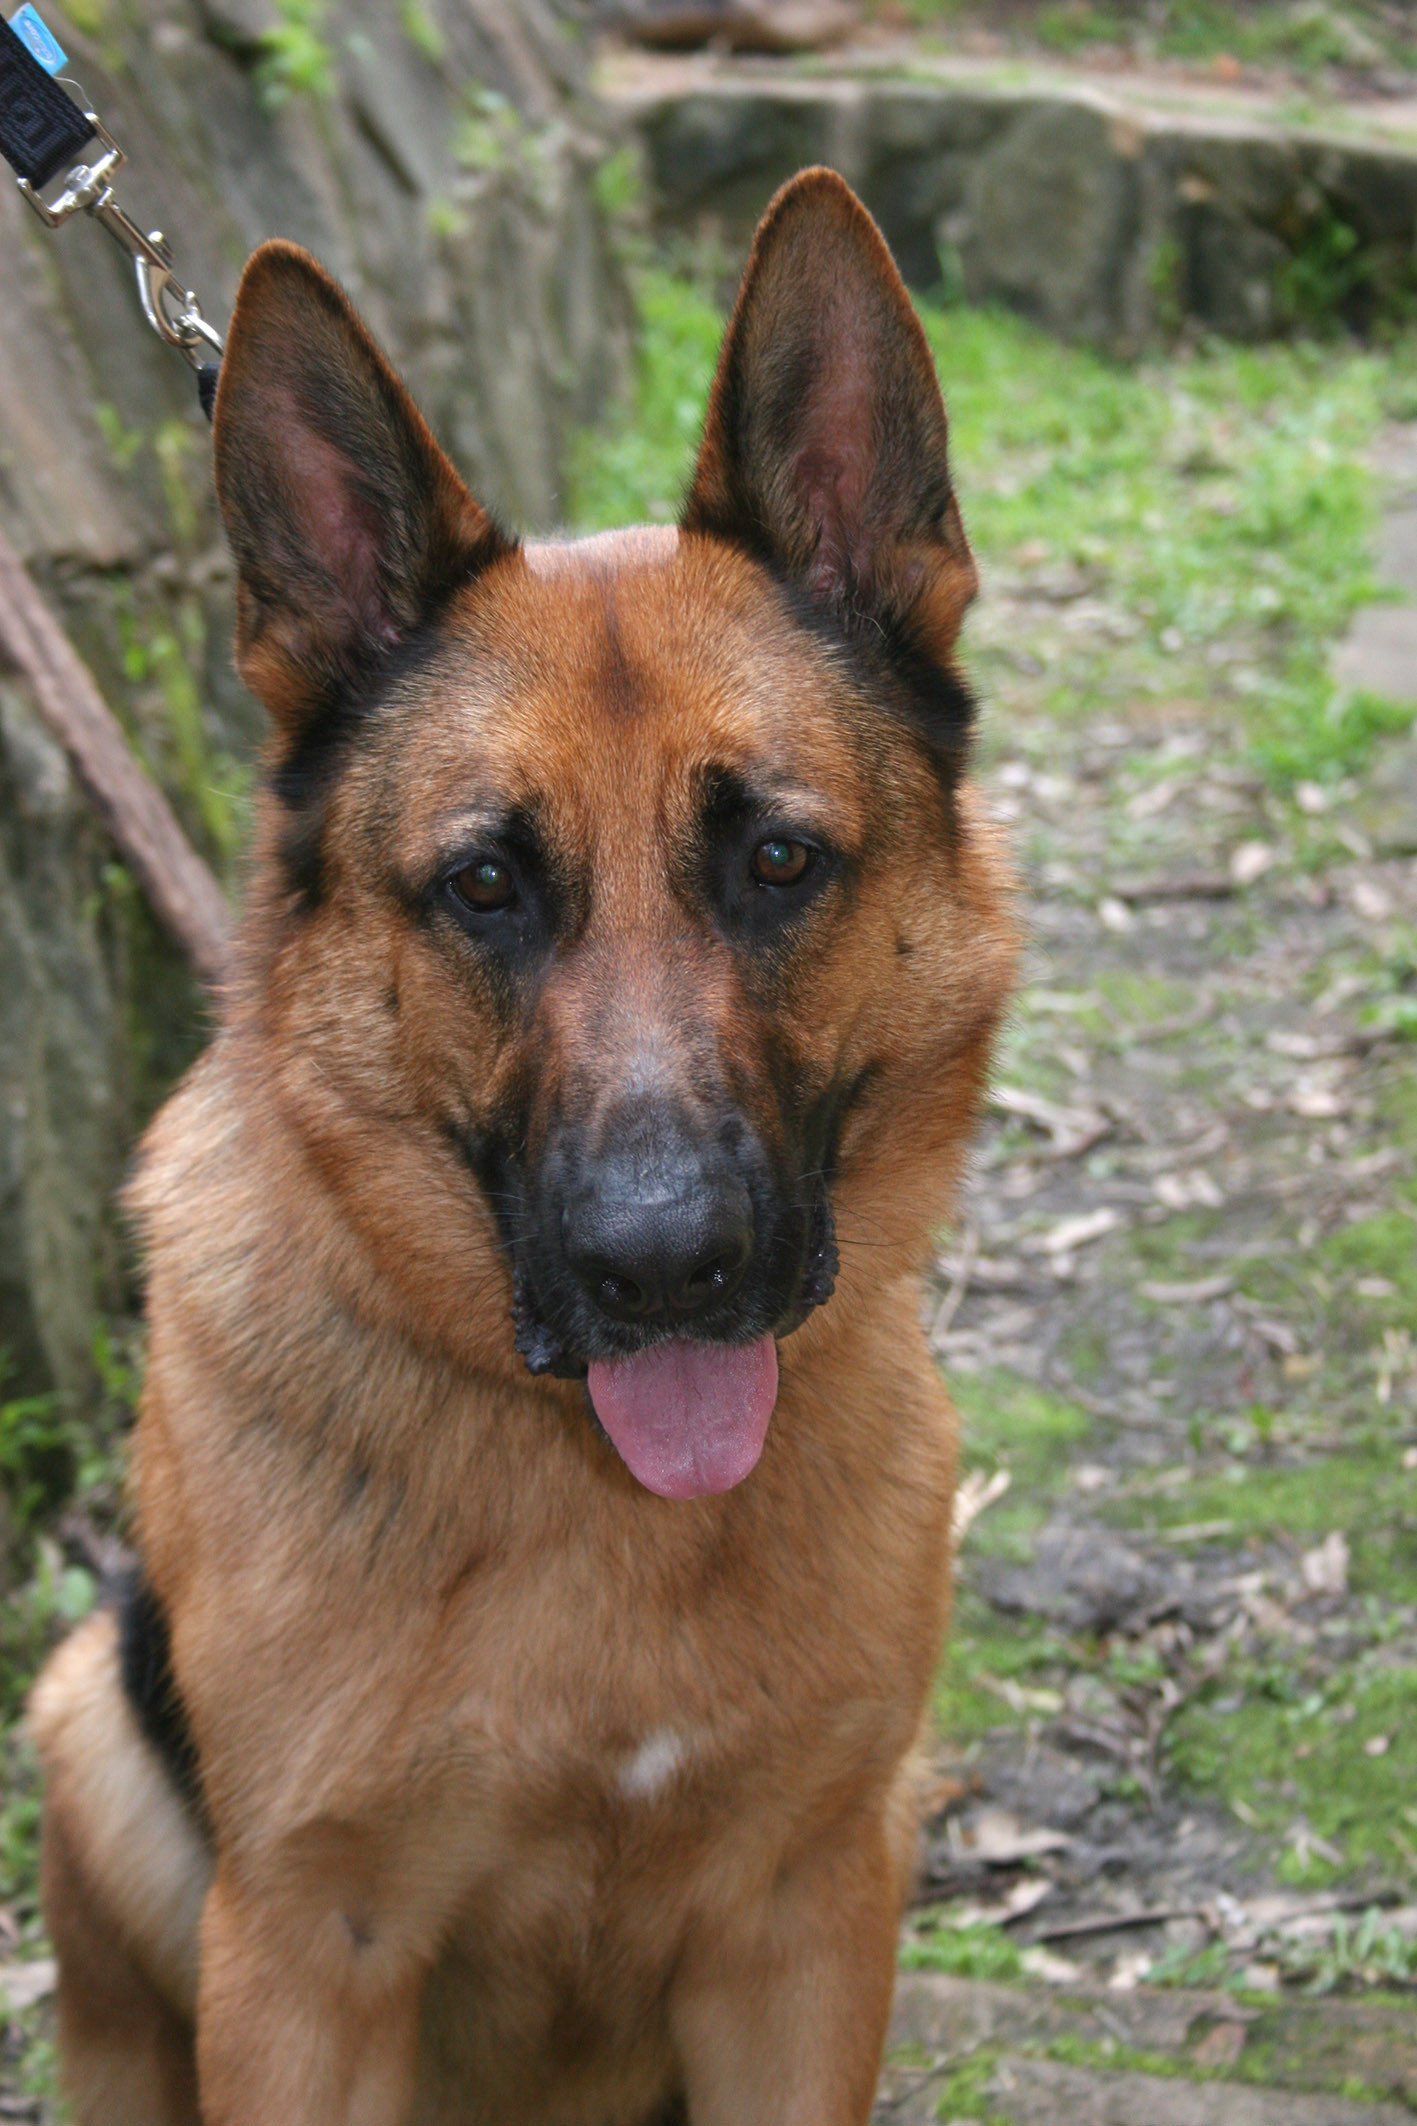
[752,838,810,887]
[451,859,514,913]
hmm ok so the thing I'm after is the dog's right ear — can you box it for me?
[213,242,511,728]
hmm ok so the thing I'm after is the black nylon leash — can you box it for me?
[0,5,222,415]
[0,13,93,185]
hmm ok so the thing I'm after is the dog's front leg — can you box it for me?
[671,1807,904,2125]
[195,1869,425,2126]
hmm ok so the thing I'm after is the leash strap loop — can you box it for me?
[1,5,223,402]
[0,12,94,187]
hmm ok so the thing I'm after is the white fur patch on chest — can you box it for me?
[616,1728,687,1803]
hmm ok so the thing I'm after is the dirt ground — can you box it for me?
[872,435,1417,2118]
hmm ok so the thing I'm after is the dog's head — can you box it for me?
[212,169,1014,1498]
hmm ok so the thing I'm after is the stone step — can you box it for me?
[970,2056,1413,2125]
[1331,605,1417,704]
[879,1973,1417,2119]
[601,49,1417,349]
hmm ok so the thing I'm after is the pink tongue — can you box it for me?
[587,1336,779,1500]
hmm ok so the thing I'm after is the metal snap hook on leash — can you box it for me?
[20,116,226,372]
[1,4,223,412]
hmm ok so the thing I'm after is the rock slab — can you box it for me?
[604,52,1417,349]
[982,2058,1412,2125]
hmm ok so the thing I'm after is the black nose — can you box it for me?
[566,1179,754,1323]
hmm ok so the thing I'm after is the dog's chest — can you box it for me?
[410,1596,848,2053]
[397,1505,905,1919]
[430,1562,853,1825]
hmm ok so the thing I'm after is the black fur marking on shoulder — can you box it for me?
[116,1569,206,1825]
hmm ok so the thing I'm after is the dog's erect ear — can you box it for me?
[213,241,511,727]
[682,168,976,661]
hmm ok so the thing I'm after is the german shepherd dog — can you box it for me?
[31,168,1014,2123]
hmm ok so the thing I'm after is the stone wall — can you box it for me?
[607,58,1417,349]
[0,0,631,1404]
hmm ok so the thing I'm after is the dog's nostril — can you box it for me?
[596,1269,647,1316]
[675,1237,750,1315]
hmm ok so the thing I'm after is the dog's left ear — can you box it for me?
[683,168,976,662]
[213,241,511,728]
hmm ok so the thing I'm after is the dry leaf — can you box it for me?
[1127,777,1183,821]
[1072,1462,1111,1492]
[1266,1029,1325,1058]
[1300,1531,1349,1595]
[979,1674,1065,1716]
[935,1252,1029,1291]
[949,1809,1072,1865]
[951,1468,1012,1547]
[1287,1822,1344,1870]
[0,1960,56,2013]
[1230,840,1275,885]
[1028,1207,1124,1255]
[942,1876,1054,1930]
[1109,1950,1153,1991]
[1160,1519,1234,1544]
[1289,1081,1348,1119]
[1140,1275,1235,1304]
[1021,1944,1085,1984]
[988,1084,1111,1158]
[1351,879,1394,921]
[1153,1169,1224,1211]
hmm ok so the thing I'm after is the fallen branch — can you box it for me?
[1027,1885,1407,1946]
[1112,872,1235,903]
[1027,1903,1205,1942]
[988,1083,1113,1159]
[0,525,231,988]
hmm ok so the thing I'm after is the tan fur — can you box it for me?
[32,170,1016,2125]
[33,1616,207,2123]
[32,1614,210,2019]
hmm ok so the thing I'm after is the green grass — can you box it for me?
[567,273,723,531]
[1320,1208,1417,1306]
[1275,1906,1417,1993]
[889,0,1411,77]
[949,1371,1094,1554]
[567,271,1416,789]
[1112,1450,1417,1576]
[935,1585,1072,1742]
[255,0,336,106]
[1169,1661,1417,1883]
[899,1915,1026,1978]
[933,1371,1091,1740]
[1103,1420,1417,1882]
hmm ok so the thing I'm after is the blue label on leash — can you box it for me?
[8,4,67,72]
